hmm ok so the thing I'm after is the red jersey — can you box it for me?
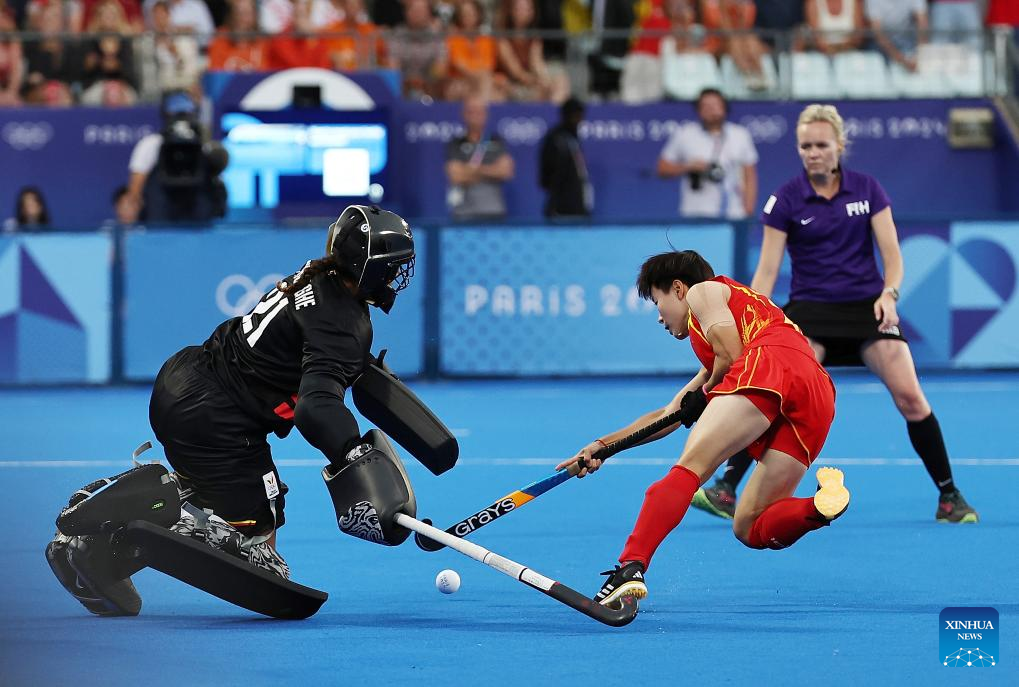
[686,276,835,465]
[687,275,812,370]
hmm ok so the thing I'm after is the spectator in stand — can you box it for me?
[26,0,84,33]
[388,0,447,100]
[638,0,707,56]
[445,95,515,220]
[0,1,23,106]
[496,0,569,102]
[535,0,566,64]
[864,0,928,72]
[623,0,706,104]
[208,0,267,71]
[929,1,982,50]
[586,0,637,100]
[753,0,804,51]
[321,0,385,71]
[987,0,1019,36]
[147,0,200,90]
[701,0,768,89]
[147,0,216,45]
[445,0,506,101]
[80,0,139,105]
[805,0,865,55]
[81,0,143,32]
[266,0,330,69]
[3,187,51,233]
[22,0,80,106]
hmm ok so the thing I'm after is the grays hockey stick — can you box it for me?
[414,405,688,552]
[397,514,638,627]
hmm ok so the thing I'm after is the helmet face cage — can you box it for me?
[329,205,415,312]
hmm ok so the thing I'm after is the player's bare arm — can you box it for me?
[685,281,741,391]
[556,369,710,478]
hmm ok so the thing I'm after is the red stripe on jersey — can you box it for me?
[273,394,299,421]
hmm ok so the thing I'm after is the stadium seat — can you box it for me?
[889,63,952,98]
[790,51,839,99]
[661,44,721,100]
[832,51,892,99]
[720,54,777,98]
[620,53,664,104]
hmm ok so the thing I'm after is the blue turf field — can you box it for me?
[1,372,1017,686]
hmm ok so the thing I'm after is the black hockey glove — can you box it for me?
[679,387,708,428]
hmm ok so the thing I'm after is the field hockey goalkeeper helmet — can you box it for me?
[326,205,415,313]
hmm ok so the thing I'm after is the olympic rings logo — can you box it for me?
[496,117,547,145]
[216,273,284,316]
[2,122,54,150]
[738,115,788,144]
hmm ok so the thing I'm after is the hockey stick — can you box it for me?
[415,405,687,552]
[396,513,638,627]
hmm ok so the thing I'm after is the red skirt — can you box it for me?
[708,344,836,466]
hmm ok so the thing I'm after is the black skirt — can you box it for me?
[784,296,907,367]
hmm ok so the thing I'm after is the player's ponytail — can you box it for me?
[277,255,347,295]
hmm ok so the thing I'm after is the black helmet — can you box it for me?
[326,205,415,313]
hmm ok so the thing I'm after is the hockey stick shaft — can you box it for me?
[415,406,686,552]
[396,513,637,627]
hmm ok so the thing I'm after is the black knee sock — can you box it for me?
[721,450,754,491]
[906,413,955,495]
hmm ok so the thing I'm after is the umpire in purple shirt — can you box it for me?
[692,104,977,524]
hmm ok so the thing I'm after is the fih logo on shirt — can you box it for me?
[940,607,998,667]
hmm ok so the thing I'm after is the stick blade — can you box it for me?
[544,582,639,627]
[121,521,327,619]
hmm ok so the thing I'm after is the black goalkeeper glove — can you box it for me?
[679,387,708,427]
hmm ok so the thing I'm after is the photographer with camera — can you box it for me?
[657,88,758,220]
[126,90,229,223]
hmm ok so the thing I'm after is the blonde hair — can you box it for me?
[797,104,847,152]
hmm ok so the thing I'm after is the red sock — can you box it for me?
[746,497,828,550]
[618,465,700,569]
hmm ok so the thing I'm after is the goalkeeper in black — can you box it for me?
[146,205,416,577]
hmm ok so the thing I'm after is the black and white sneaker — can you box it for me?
[595,561,647,609]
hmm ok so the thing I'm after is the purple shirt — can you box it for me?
[761,167,891,302]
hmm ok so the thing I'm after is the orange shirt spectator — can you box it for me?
[208,0,269,71]
[447,0,496,75]
[322,0,383,71]
[266,0,331,69]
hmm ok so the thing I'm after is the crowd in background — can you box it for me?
[2,0,1019,231]
[0,0,1016,108]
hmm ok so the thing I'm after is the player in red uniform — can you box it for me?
[556,249,850,608]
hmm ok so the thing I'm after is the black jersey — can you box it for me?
[203,265,373,438]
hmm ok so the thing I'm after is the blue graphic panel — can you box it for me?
[940,607,998,667]
[0,234,111,383]
[123,227,425,380]
[439,225,734,375]
[950,223,1019,367]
